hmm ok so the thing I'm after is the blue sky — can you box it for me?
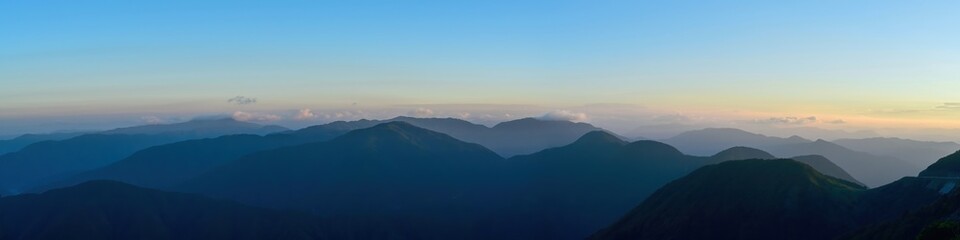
[1,0,959,138]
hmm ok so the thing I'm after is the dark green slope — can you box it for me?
[593,159,866,240]
[846,186,960,240]
[845,151,960,239]
[177,122,508,239]
[920,150,960,177]
[0,181,335,240]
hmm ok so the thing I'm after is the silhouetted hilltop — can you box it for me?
[505,131,706,239]
[663,128,810,156]
[765,139,919,187]
[593,159,865,240]
[710,146,776,161]
[177,122,507,239]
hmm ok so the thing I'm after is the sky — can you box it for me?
[2,1,959,140]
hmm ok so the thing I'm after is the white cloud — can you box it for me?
[293,108,318,120]
[408,107,435,117]
[140,116,164,125]
[937,102,960,110]
[232,111,281,122]
[752,116,818,125]
[539,110,589,122]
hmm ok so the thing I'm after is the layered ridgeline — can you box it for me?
[663,128,811,156]
[764,139,920,187]
[834,137,960,170]
[0,118,286,195]
[0,180,370,240]
[0,132,86,155]
[301,116,608,157]
[176,122,511,239]
[664,128,918,187]
[593,159,867,240]
[41,125,861,239]
[592,150,960,240]
[33,121,377,192]
[708,147,863,186]
[846,150,960,239]
[503,131,709,239]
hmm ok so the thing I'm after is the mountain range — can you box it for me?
[0,118,287,195]
[663,128,923,187]
[593,149,960,239]
[3,116,959,239]
[592,159,866,240]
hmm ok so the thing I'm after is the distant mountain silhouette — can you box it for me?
[34,121,369,192]
[504,131,708,239]
[177,122,509,239]
[361,117,607,157]
[0,132,86,155]
[834,137,960,169]
[666,128,924,187]
[102,118,288,136]
[485,118,607,156]
[280,116,606,157]
[592,159,866,240]
[0,180,339,240]
[0,118,287,195]
[791,155,864,186]
[765,139,920,187]
[663,128,810,156]
[708,147,863,186]
[919,150,960,177]
[709,146,777,161]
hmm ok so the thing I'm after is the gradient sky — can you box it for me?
[2,1,959,139]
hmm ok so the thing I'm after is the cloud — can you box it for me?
[825,119,847,124]
[227,96,257,105]
[293,108,318,120]
[752,116,818,125]
[937,102,960,110]
[408,107,435,117]
[140,116,164,125]
[539,110,589,122]
[232,111,281,122]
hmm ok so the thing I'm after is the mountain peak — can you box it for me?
[711,146,775,161]
[625,140,685,157]
[493,117,595,129]
[571,131,628,146]
[593,159,866,240]
[787,135,809,142]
